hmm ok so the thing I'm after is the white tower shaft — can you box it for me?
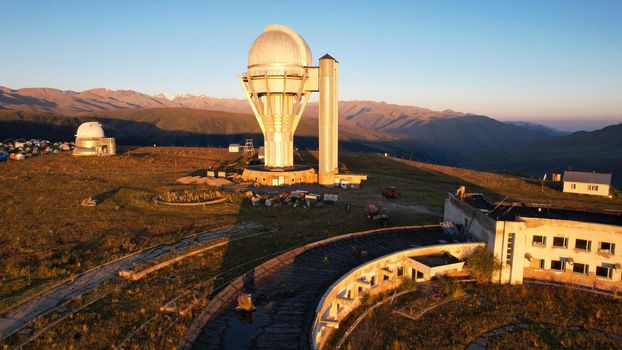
[318,55,339,186]
[239,74,310,168]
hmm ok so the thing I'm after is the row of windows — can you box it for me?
[569,183,600,191]
[533,259,617,279]
[361,266,410,290]
[532,235,616,254]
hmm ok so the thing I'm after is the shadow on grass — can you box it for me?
[93,187,123,204]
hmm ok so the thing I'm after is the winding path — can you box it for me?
[0,223,262,342]
[182,225,458,350]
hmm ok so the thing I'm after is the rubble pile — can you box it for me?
[0,138,75,161]
[246,190,338,208]
[366,203,389,226]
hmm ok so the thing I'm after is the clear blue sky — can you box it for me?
[1,0,621,130]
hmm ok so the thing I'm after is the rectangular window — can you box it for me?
[532,235,546,247]
[573,263,589,274]
[506,233,515,264]
[599,242,615,254]
[397,266,404,277]
[550,260,566,271]
[552,237,568,248]
[596,266,613,279]
[370,276,376,286]
[530,259,545,269]
[587,185,599,191]
[575,239,591,251]
[570,183,577,189]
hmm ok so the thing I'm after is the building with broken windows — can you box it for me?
[444,192,622,289]
[311,241,482,348]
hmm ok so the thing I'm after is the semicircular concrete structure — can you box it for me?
[180,225,464,349]
[311,242,484,349]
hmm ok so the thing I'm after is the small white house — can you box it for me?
[228,144,240,153]
[563,171,612,197]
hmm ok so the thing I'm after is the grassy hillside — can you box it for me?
[397,115,551,162]
[391,157,622,210]
[0,110,83,141]
[1,147,619,348]
[0,108,429,156]
[1,86,556,158]
[2,108,618,188]
[461,123,622,186]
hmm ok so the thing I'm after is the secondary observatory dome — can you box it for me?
[248,25,312,72]
[76,122,105,138]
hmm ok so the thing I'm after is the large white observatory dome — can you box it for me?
[76,122,105,138]
[248,25,312,71]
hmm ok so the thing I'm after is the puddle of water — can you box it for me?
[224,308,268,350]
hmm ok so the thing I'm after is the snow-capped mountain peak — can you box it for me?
[154,92,175,101]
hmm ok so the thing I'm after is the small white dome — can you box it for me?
[248,25,312,70]
[76,122,105,138]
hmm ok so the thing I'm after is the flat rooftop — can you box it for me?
[462,194,622,226]
[410,252,460,267]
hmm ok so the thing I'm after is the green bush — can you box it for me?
[359,292,373,306]
[444,280,465,298]
[399,277,415,291]
[466,246,501,282]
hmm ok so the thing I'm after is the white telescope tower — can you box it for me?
[240,25,316,169]
[240,25,363,187]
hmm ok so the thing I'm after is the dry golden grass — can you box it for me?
[156,184,230,203]
[0,147,240,308]
[1,148,619,349]
[392,157,622,210]
[340,282,622,350]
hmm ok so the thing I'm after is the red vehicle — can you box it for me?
[383,186,398,198]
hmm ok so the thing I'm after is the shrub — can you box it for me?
[359,292,373,306]
[399,277,415,291]
[157,185,228,203]
[391,339,408,350]
[466,246,501,282]
[444,280,465,298]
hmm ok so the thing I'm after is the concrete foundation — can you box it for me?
[242,165,317,186]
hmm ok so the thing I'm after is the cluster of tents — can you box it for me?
[0,138,74,162]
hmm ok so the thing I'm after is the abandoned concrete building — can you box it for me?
[311,242,482,348]
[444,192,622,288]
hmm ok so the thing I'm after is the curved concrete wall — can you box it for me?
[179,225,441,350]
[311,242,484,349]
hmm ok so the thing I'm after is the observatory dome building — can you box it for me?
[73,122,116,156]
[248,25,312,76]
[239,25,366,187]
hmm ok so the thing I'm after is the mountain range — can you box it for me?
[1,86,619,185]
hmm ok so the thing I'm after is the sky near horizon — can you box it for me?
[1,0,621,130]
